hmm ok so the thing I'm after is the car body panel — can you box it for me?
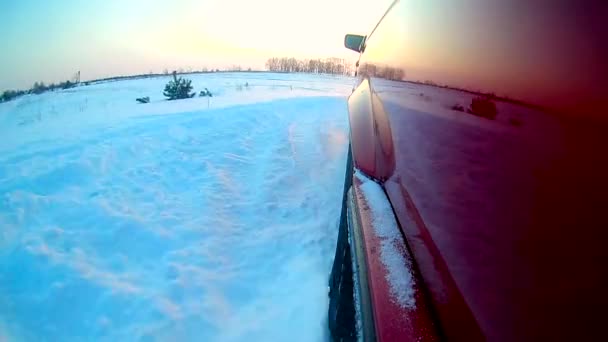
[378,83,608,341]
[349,171,439,341]
[348,80,395,181]
[345,0,608,340]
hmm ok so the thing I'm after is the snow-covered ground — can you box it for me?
[0,73,354,341]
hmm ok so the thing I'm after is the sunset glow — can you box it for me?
[0,0,392,91]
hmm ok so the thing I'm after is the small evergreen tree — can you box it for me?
[163,71,195,100]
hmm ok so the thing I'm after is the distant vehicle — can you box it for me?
[329,0,608,340]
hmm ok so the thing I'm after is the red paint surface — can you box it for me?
[347,79,376,177]
[376,89,608,341]
[347,0,608,339]
[352,174,438,342]
[348,82,395,182]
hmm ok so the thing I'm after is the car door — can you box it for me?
[345,0,608,340]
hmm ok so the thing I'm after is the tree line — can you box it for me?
[264,58,407,81]
[1,81,77,103]
[358,63,405,81]
[1,72,81,103]
[265,57,354,75]
[2,60,384,104]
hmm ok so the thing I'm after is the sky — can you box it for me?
[0,0,393,91]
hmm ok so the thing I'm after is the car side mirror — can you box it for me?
[344,34,366,53]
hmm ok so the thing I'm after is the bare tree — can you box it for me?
[265,56,358,76]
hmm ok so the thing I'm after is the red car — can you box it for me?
[328,1,608,341]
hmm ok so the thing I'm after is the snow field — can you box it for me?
[0,73,353,341]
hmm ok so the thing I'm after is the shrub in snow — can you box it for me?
[468,97,497,119]
[451,104,465,112]
[509,117,523,127]
[199,88,213,97]
[163,72,195,100]
[136,96,150,104]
